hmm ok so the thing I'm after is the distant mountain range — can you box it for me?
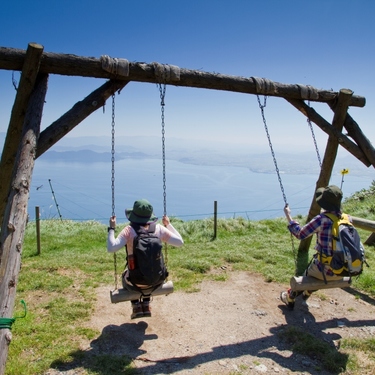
[0,132,373,177]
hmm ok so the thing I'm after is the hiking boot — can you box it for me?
[141,301,152,317]
[280,290,295,310]
[131,302,143,319]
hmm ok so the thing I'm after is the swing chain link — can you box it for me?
[158,68,168,269]
[256,95,297,265]
[256,95,288,205]
[111,93,116,217]
[306,100,322,168]
[158,70,167,217]
[111,92,118,290]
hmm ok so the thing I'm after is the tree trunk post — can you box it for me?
[0,43,43,228]
[0,73,48,375]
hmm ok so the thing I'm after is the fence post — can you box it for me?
[213,201,217,239]
[35,206,41,255]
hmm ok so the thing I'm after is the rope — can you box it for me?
[0,300,27,330]
[100,55,129,77]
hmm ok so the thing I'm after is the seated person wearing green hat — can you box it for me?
[280,185,350,310]
[107,199,184,319]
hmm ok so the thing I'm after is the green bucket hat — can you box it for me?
[315,185,343,211]
[125,199,158,224]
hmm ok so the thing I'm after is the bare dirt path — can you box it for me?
[48,272,375,374]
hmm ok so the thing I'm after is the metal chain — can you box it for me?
[157,69,168,269]
[11,71,18,90]
[158,81,167,216]
[111,94,116,217]
[111,92,118,290]
[256,95,297,266]
[256,95,288,205]
[306,100,322,168]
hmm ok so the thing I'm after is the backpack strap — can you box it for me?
[322,213,343,244]
[319,213,342,283]
[148,222,157,234]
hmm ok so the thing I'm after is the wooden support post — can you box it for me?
[290,276,352,291]
[213,201,217,240]
[328,102,375,167]
[37,79,128,157]
[294,89,354,273]
[35,206,41,255]
[364,233,375,246]
[0,43,44,227]
[110,280,174,303]
[0,73,48,375]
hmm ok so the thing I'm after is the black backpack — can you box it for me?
[322,213,367,277]
[127,223,167,288]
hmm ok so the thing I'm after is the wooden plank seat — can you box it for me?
[290,275,352,292]
[110,280,174,303]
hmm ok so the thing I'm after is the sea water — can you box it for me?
[27,158,373,223]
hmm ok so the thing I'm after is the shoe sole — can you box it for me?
[131,313,144,319]
[280,292,295,310]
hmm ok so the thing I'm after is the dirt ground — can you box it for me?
[47,272,375,375]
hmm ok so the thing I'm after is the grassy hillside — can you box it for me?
[4,181,375,374]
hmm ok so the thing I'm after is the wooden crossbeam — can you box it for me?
[110,280,174,303]
[0,45,366,107]
[290,276,352,292]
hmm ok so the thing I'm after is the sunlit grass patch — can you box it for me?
[278,326,349,373]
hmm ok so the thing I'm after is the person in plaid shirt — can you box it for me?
[280,185,349,310]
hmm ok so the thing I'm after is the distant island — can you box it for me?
[1,132,373,177]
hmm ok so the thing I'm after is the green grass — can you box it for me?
[4,181,375,374]
[278,325,349,372]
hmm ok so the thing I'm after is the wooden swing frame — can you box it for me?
[1,42,375,373]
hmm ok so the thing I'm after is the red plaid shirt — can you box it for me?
[287,211,343,257]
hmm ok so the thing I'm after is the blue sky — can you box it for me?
[1,0,375,157]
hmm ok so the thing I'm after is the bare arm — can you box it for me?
[284,204,293,223]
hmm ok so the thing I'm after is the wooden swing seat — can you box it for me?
[110,280,174,303]
[290,275,352,292]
